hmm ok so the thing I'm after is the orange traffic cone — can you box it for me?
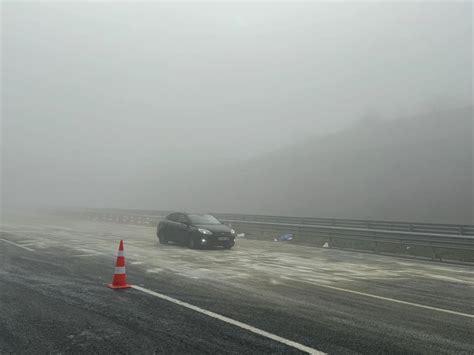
[108,240,131,289]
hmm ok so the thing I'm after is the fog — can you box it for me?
[1,2,472,222]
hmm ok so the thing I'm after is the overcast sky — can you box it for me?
[1,1,472,209]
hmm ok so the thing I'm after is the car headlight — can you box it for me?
[198,228,212,235]
[230,229,236,235]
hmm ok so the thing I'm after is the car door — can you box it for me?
[165,213,180,242]
[174,213,190,244]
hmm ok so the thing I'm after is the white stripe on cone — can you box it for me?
[114,266,126,274]
[117,250,124,256]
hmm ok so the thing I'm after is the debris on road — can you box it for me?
[273,233,293,242]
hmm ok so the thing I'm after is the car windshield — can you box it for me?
[188,214,221,225]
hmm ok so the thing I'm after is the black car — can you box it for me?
[157,213,236,249]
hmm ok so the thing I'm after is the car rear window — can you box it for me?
[188,214,221,225]
[166,213,179,222]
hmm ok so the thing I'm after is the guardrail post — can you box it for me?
[431,246,442,262]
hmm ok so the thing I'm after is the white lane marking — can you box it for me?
[15,239,38,244]
[74,253,103,257]
[72,248,103,257]
[130,261,144,265]
[0,238,35,251]
[132,285,324,355]
[75,247,100,252]
[300,281,474,318]
[16,242,39,247]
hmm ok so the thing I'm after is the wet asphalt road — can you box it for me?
[0,213,473,354]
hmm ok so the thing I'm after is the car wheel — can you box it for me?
[158,231,168,244]
[223,241,235,249]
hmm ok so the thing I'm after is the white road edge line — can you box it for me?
[311,283,474,318]
[0,238,35,251]
[132,285,324,355]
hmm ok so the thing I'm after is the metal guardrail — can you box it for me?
[63,209,474,259]
[69,208,474,236]
[215,214,474,258]
[212,213,474,236]
[219,219,474,251]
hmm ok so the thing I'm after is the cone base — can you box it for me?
[108,283,131,289]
